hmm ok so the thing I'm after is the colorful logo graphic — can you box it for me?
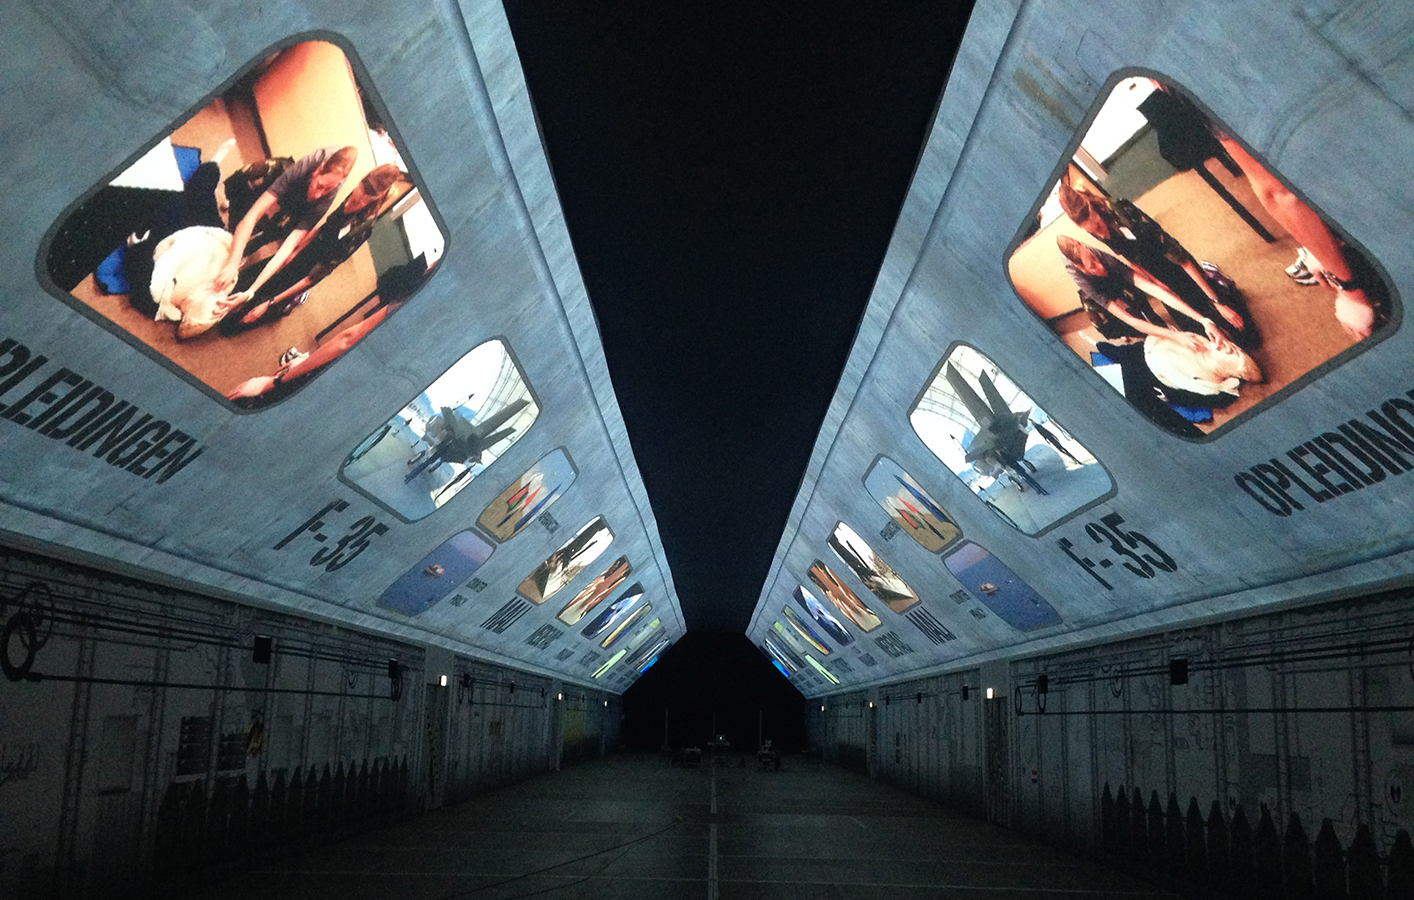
[863,458,961,553]
[478,448,577,542]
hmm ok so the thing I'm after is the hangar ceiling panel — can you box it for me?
[0,1,682,691]
[748,0,1414,696]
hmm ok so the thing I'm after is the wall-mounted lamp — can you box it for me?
[985,687,995,700]
[603,700,608,707]
[868,700,875,709]
[557,692,563,701]
[820,704,825,712]
[439,674,448,688]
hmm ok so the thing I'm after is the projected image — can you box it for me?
[623,617,661,653]
[783,606,832,655]
[863,458,962,553]
[592,650,626,679]
[827,522,920,614]
[943,541,1061,631]
[793,585,853,646]
[580,582,644,639]
[910,344,1111,534]
[377,530,493,617]
[761,632,804,674]
[517,517,614,604]
[772,620,813,658]
[557,556,631,625]
[1006,75,1396,438]
[807,561,881,632]
[477,448,577,543]
[805,654,840,686]
[601,602,651,649]
[43,39,446,409]
[628,636,671,672]
[341,340,538,520]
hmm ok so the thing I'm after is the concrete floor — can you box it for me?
[189,753,1179,900]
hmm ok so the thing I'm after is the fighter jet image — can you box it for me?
[944,363,1030,464]
[405,398,531,487]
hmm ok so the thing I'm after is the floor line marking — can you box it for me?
[708,824,719,900]
[708,770,719,900]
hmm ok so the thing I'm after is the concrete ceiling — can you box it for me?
[0,0,685,692]
[747,0,1414,696]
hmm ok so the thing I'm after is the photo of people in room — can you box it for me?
[1006,75,1394,438]
[826,521,921,614]
[909,344,1112,534]
[517,517,615,605]
[44,40,446,407]
[340,339,539,521]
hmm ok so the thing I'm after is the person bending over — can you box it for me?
[219,163,402,333]
[213,145,358,306]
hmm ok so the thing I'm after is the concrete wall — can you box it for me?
[811,586,1414,894]
[0,542,617,898]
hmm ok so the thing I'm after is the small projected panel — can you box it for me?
[557,556,632,625]
[943,541,1061,632]
[477,448,577,542]
[517,517,614,604]
[1006,74,1396,439]
[909,343,1112,534]
[806,560,881,632]
[600,602,652,649]
[793,585,853,646]
[580,582,645,640]
[341,339,539,521]
[377,530,494,617]
[42,38,445,410]
[862,457,961,553]
[827,521,920,613]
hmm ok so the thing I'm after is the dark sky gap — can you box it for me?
[501,1,975,725]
